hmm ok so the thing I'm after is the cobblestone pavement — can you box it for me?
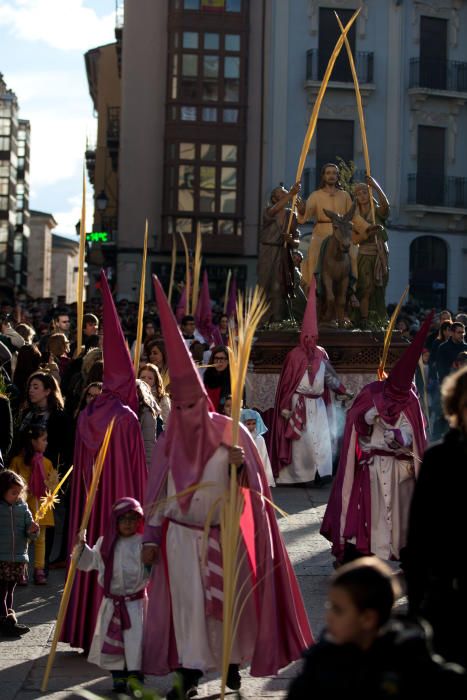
[1,485,335,700]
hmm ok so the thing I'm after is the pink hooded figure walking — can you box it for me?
[269,277,351,485]
[76,497,149,693]
[321,312,433,565]
[142,276,313,700]
[61,271,147,652]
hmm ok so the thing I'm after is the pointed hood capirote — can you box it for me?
[100,270,138,414]
[374,310,435,425]
[153,275,221,512]
[300,275,319,348]
[195,270,213,342]
[387,310,435,395]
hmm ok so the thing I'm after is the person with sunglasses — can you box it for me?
[203,346,231,412]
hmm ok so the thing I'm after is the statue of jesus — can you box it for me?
[296,163,373,305]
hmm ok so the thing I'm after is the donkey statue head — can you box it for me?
[323,200,356,254]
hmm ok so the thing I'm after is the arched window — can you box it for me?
[409,236,447,308]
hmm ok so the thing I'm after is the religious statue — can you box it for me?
[353,175,389,327]
[296,163,381,325]
[258,183,307,324]
[296,164,365,292]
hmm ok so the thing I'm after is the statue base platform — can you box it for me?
[246,328,409,412]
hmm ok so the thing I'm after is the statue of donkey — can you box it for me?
[318,204,355,327]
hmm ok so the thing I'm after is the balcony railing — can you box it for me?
[408,174,467,209]
[409,58,467,92]
[306,49,374,84]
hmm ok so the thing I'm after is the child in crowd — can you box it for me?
[10,427,58,585]
[220,394,232,417]
[0,470,39,637]
[287,558,466,699]
[75,497,150,693]
[240,408,275,487]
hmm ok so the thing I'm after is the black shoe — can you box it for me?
[0,613,30,637]
[167,669,202,700]
[112,678,127,693]
[226,664,241,690]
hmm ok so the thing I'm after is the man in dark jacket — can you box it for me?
[436,322,467,381]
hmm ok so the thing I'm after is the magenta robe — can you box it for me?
[320,381,426,561]
[142,414,313,676]
[269,346,326,477]
[60,394,147,650]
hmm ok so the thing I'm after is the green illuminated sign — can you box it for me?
[86,232,109,243]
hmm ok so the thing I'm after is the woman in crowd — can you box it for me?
[202,345,231,412]
[74,381,103,419]
[144,339,168,377]
[131,318,157,364]
[137,364,171,428]
[46,333,71,383]
[15,323,35,345]
[19,371,73,568]
[406,366,467,668]
[135,379,159,470]
[12,344,42,408]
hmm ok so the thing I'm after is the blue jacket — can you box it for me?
[0,499,37,563]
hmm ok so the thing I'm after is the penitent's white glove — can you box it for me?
[364,406,378,425]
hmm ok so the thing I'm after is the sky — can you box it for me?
[0,0,116,237]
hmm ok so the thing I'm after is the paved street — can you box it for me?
[1,485,337,699]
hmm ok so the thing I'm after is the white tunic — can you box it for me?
[253,433,275,487]
[357,413,415,560]
[78,534,149,671]
[150,446,257,672]
[277,362,333,484]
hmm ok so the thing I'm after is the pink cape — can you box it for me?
[320,381,426,561]
[269,345,326,477]
[60,271,147,650]
[142,414,313,676]
[59,397,147,650]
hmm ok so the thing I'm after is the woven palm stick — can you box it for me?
[336,11,375,224]
[377,285,409,380]
[178,231,191,316]
[191,222,202,315]
[223,269,232,314]
[34,466,73,524]
[41,418,115,692]
[75,164,87,359]
[220,288,268,700]
[167,233,177,305]
[286,8,360,237]
[133,220,149,375]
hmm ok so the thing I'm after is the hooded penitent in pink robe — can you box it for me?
[320,312,433,562]
[142,276,313,677]
[60,271,147,651]
[195,270,215,345]
[269,277,346,478]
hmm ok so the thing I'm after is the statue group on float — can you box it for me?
[258,162,390,329]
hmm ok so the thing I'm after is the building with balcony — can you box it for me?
[267,0,467,310]
[85,0,467,309]
[0,75,30,302]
